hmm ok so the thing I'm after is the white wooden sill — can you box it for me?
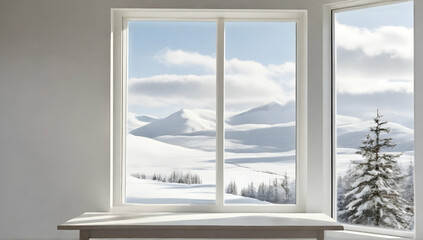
[58,212,343,240]
[326,230,413,240]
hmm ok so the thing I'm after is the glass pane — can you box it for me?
[224,22,296,204]
[126,21,216,204]
[334,2,414,230]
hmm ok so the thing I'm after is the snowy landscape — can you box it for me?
[125,101,414,206]
[124,21,300,205]
[126,101,296,204]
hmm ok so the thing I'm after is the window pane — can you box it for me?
[224,22,296,204]
[126,21,216,204]
[334,2,414,230]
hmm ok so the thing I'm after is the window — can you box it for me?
[332,1,414,236]
[112,9,306,211]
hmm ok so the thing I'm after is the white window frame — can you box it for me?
[329,0,415,238]
[111,9,307,213]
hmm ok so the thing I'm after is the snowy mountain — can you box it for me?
[336,120,414,152]
[225,123,295,152]
[130,109,215,138]
[127,113,159,131]
[228,101,295,125]
[130,104,413,153]
[136,115,159,122]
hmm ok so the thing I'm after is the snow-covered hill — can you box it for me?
[136,115,159,122]
[336,117,414,152]
[130,104,413,153]
[130,109,215,138]
[225,122,295,152]
[126,176,271,204]
[228,101,295,125]
[127,112,157,131]
[126,135,292,204]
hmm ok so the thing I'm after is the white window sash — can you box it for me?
[111,9,307,212]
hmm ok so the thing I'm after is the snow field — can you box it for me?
[126,135,295,204]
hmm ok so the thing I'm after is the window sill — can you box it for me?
[58,212,342,239]
[326,230,413,240]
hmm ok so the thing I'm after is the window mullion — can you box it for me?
[216,18,225,207]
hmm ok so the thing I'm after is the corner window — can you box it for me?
[112,9,306,211]
[332,1,414,235]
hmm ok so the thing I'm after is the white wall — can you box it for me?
[0,0,421,239]
[0,1,111,239]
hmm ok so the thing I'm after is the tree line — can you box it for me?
[226,172,295,204]
[131,170,202,184]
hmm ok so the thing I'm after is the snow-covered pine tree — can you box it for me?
[226,181,238,195]
[341,110,412,230]
[400,162,414,229]
[267,179,275,202]
[241,182,257,199]
[281,172,290,202]
[257,182,267,201]
[273,178,280,203]
[337,175,347,222]
[401,162,414,203]
[337,173,354,223]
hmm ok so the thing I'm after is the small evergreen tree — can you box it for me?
[267,179,274,202]
[257,182,267,201]
[281,172,290,202]
[401,161,414,229]
[337,175,347,222]
[401,162,414,203]
[241,182,257,199]
[272,178,280,203]
[341,110,412,229]
[226,181,238,195]
[337,173,355,223]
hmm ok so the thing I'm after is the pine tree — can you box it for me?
[273,178,280,203]
[337,173,355,223]
[226,181,238,195]
[341,110,412,229]
[257,182,267,201]
[401,162,414,229]
[281,172,290,202]
[241,182,257,199]
[401,162,414,203]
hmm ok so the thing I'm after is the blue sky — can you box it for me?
[225,22,295,65]
[128,21,215,78]
[128,21,295,79]
[335,1,413,29]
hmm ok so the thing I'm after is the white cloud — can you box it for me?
[335,22,413,59]
[130,49,296,109]
[129,74,215,108]
[155,48,215,72]
[335,22,413,95]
